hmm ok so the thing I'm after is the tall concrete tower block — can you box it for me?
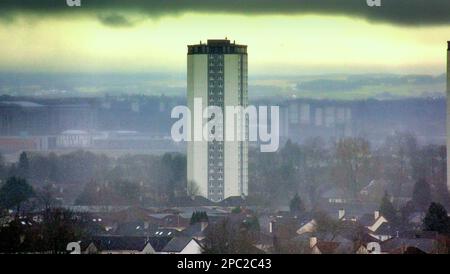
[187,39,248,202]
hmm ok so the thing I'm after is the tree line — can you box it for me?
[249,132,448,209]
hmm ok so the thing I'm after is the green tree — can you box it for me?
[231,206,242,214]
[18,152,30,179]
[314,211,342,240]
[112,180,140,205]
[243,215,260,232]
[289,193,305,215]
[0,153,5,179]
[379,191,397,222]
[190,211,208,225]
[423,202,450,233]
[203,218,258,254]
[0,177,34,214]
[40,208,86,254]
[412,178,432,211]
[0,219,25,253]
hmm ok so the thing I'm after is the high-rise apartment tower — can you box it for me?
[187,39,248,202]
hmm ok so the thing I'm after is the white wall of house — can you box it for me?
[141,243,157,254]
[179,239,203,254]
[296,220,317,235]
[367,215,387,232]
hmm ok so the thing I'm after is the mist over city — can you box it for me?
[1,0,450,260]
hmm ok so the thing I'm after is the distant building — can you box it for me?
[0,136,49,153]
[0,101,96,136]
[56,130,92,148]
[187,39,248,202]
[447,41,450,192]
[279,100,353,143]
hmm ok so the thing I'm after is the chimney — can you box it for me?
[309,237,317,248]
[374,211,380,220]
[269,220,274,234]
[338,209,345,220]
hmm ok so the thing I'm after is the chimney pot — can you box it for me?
[374,211,380,220]
[310,237,317,248]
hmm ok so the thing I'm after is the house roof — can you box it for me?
[358,213,377,227]
[315,241,340,254]
[114,221,158,236]
[84,230,175,252]
[147,236,174,252]
[218,196,247,207]
[357,232,380,245]
[87,236,150,251]
[372,222,398,235]
[162,236,200,253]
[181,222,208,238]
[381,237,437,254]
[147,214,190,228]
[398,230,439,239]
[148,228,179,238]
[170,196,215,207]
[113,206,155,222]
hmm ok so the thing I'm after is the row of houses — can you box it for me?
[3,197,447,254]
[81,235,203,254]
[70,203,449,254]
[74,205,228,254]
[263,208,449,254]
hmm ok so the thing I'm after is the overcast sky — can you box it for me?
[1,0,450,75]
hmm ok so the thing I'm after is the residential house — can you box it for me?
[309,237,340,254]
[82,235,171,254]
[359,211,395,241]
[380,237,440,254]
[161,236,203,254]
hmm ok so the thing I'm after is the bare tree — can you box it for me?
[333,138,371,198]
[187,180,200,197]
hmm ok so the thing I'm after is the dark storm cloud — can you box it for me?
[97,14,135,27]
[0,0,450,26]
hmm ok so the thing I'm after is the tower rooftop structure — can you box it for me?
[188,39,247,55]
